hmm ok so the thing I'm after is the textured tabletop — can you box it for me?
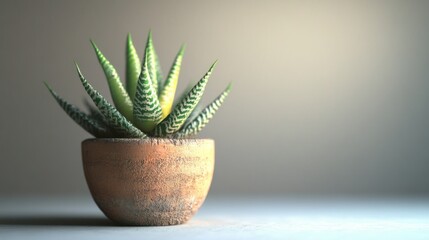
[1,196,429,240]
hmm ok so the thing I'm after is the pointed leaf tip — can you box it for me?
[43,81,51,90]
[226,82,233,92]
[74,62,83,75]
[179,44,186,53]
[89,39,97,49]
[147,30,153,43]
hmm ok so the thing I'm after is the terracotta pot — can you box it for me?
[81,138,215,226]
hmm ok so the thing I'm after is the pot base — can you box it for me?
[95,196,200,226]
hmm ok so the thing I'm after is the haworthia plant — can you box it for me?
[45,32,231,138]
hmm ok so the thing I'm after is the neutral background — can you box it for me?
[1,0,429,198]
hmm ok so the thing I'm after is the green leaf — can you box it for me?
[75,64,147,138]
[158,45,185,119]
[83,99,107,127]
[153,61,217,137]
[125,34,141,101]
[179,79,204,128]
[133,46,163,133]
[90,40,134,121]
[44,82,110,138]
[175,82,232,138]
[175,78,198,108]
[182,101,203,128]
[145,31,159,95]
[155,48,164,95]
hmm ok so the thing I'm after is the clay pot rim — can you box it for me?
[82,138,214,145]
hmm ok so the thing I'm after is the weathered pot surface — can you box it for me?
[82,138,215,226]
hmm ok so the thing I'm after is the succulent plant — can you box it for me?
[45,32,231,139]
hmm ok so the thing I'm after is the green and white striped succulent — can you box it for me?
[45,32,231,139]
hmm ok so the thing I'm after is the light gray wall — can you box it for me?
[1,0,429,197]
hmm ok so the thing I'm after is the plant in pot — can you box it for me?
[45,32,231,226]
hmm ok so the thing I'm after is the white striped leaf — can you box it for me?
[133,47,163,133]
[45,82,110,138]
[76,64,147,138]
[182,102,203,128]
[175,82,232,138]
[175,78,198,108]
[153,61,217,136]
[83,99,108,126]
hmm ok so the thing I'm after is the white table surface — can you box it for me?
[1,196,429,240]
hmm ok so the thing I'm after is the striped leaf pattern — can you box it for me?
[175,79,198,108]
[175,82,232,138]
[133,52,163,133]
[125,34,141,101]
[158,45,185,119]
[44,82,109,137]
[153,61,217,136]
[76,64,147,138]
[83,99,107,126]
[170,81,202,131]
[145,31,159,94]
[91,40,134,121]
[182,102,203,128]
